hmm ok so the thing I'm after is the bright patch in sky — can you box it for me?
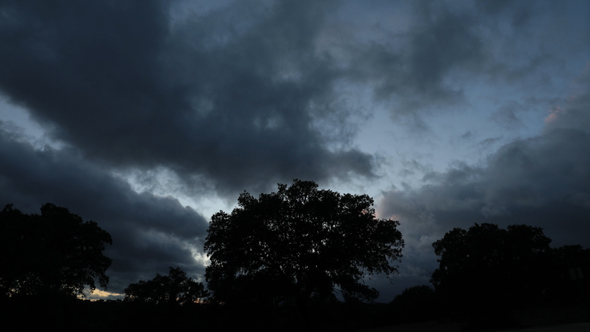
[0,97,64,150]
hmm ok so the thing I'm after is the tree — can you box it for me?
[124,266,208,305]
[546,245,590,304]
[0,203,112,298]
[390,285,437,323]
[431,223,552,324]
[204,179,404,307]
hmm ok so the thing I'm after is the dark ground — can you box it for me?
[359,304,590,332]
[2,296,588,332]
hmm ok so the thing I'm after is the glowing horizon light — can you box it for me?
[79,288,124,301]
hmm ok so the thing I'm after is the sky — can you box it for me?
[0,0,589,302]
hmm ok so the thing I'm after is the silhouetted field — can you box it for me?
[359,304,590,332]
[359,322,590,332]
[2,296,588,332]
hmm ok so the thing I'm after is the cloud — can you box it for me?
[490,101,526,130]
[0,0,583,193]
[476,0,535,27]
[339,0,584,139]
[0,0,375,197]
[346,1,484,117]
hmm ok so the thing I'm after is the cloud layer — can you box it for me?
[0,0,377,196]
[0,0,588,301]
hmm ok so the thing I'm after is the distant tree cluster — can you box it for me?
[0,203,112,299]
[124,266,208,305]
[431,223,551,307]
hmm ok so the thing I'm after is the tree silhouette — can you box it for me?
[0,203,112,298]
[431,223,552,327]
[204,179,404,308]
[124,267,208,305]
[390,285,437,323]
[546,245,590,304]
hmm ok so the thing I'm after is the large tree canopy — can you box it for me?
[0,203,112,298]
[204,179,404,305]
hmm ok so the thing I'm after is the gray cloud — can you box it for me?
[342,0,583,139]
[0,0,582,193]
[490,101,527,130]
[0,0,374,197]
[348,3,483,115]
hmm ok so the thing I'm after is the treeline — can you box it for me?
[2,180,589,330]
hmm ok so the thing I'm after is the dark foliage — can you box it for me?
[124,266,208,305]
[431,223,552,311]
[430,223,590,329]
[1,295,393,332]
[389,285,438,323]
[0,203,112,298]
[204,179,404,307]
[546,245,590,305]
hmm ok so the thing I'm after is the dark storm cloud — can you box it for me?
[0,0,579,194]
[0,127,209,293]
[0,0,374,196]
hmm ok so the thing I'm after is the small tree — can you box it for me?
[0,203,112,298]
[390,285,437,323]
[204,179,404,307]
[124,267,208,305]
